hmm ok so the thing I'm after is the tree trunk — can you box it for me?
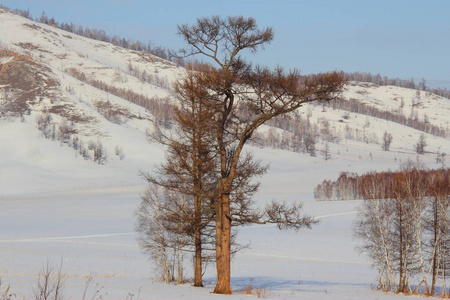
[194,195,203,287]
[398,207,406,293]
[213,188,232,294]
[430,201,438,296]
[176,247,184,284]
[193,230,203,286]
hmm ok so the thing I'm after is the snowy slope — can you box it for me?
[0,8,449,299]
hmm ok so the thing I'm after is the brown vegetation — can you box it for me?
[66,68,172,126]
[315,166,450,201]
[0,49,59,118]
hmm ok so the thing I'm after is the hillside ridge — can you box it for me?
[0,7,449,196]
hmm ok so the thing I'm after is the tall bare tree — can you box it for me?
[425,169,450,295]
[178,16,344,294]
[139,66,218,287]
[136,185,177,283]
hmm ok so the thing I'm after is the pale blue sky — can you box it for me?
[1,0,449,88]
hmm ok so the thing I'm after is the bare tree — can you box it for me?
[139,66,218,287]
[322,142,331,160]
[382,131,393,151]
[178,15,344,294]
[435,147,447,168]
[425,170,450,295]
[303,132,316,156]
[355,197,397,291]
[135,185,189,283]
[392,161,427,294]
[415,134,427,154]
[354,162,450,296]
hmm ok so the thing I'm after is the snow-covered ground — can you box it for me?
[0,7,449,299]
[0,132,441,299]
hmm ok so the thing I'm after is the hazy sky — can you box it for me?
[1,0,449,88]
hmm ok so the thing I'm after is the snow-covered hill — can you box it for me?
[0,8,449,299]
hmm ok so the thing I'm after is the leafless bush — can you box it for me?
[382,131,393,151]
[58,118,75,143]
[303,133,316,156]
[36,112,53,138]
[92,140,107,164]
[85,140,107,164]
[255,288,270,298]
[239,285,269,298]
[33,258,66,300]
[81,273,105,300]
[114,145,125,160]
[436,149,447,168]
[0,278,14,300]
[415,133,427,154]
[245,285,253,294]
[78,140,91,160]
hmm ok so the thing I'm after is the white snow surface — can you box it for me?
[0,8,449,299]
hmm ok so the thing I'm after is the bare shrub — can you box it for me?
[245,285,253,294]
[382,131,393,151]
[33,258,66,300]
[92,140,107,164]
[81,273,105,300]
[0,278,15,300]
[415,134,427,154]
[255,288,270,298]
[114,145,125,160]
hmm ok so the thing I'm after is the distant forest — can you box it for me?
[1,4,449,100]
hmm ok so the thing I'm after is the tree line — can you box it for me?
[65,68,174,128]
[315,165,449,202]
[330,97,449,139]
[344,71,450,100]
[0,4,184,66]
[353,161,450,296]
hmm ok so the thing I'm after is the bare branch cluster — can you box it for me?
[262,201,318,231]
[0,278,14,300]
[33,258,66,300]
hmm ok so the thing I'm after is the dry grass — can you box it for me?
[238,285,270,298]
[0,49,59,118]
